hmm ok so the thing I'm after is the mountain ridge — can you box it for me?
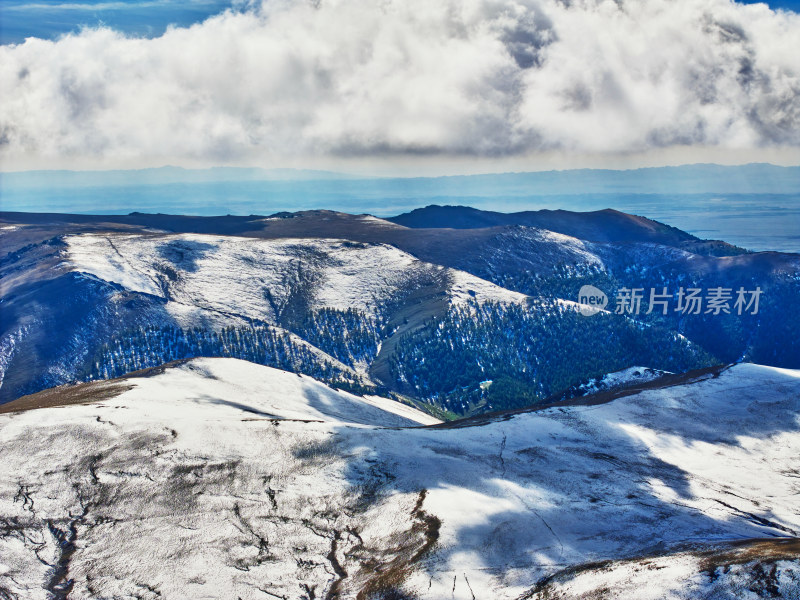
[2,208,797,414]
[387,204,701,244]
[0,358,798,598]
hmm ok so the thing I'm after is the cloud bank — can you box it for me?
[1,0,799,168]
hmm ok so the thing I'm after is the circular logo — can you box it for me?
[577,285,608,316]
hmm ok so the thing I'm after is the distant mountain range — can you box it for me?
[388,205,700,244]
[2,206,798,414]
[0,166,358,188]
[3,164,798,253]
[3,162,798,194]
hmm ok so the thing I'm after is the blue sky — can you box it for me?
[0,0,234,45]
[741,0,800,7]
[1,0,797,45]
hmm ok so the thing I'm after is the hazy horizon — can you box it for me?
[2,164,798,253]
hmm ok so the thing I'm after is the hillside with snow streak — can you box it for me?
[64,232,527,322]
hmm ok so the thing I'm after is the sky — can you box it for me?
[1,0,799,174]
[2,0,798,45]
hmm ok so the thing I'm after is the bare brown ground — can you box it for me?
[0,359,191,414]
[354,489,441,600]
[517,537,800,600]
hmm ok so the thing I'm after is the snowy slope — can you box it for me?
[83,358,439,427]
[64,233,526,326]
[1,360,798,599]
[553,365,671,400]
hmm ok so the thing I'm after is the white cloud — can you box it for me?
[1,0,799,169]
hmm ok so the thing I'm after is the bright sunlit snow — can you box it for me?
[1,359,798,598]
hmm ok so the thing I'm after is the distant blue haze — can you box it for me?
[1,165,798,253]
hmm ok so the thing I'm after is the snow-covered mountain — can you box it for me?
[0,359,798,599]
[2,208,798,414]
[0,226,530,403]
[63,232,526,324]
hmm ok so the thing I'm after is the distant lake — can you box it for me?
[1,180,798,254]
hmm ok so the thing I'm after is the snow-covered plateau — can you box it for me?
[1,358,798,599]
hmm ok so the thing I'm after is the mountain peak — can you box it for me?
[387,205,698,244]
